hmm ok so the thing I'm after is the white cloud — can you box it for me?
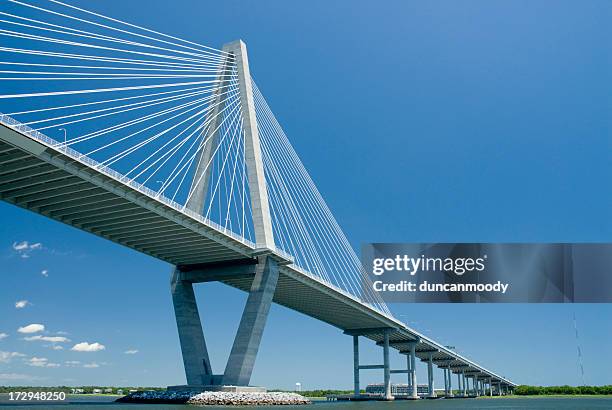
[17,324,44,334]
[0,351,25,363]
[0,373,40,381]
[15,300,30,309]
[83,362,100,368]
[124,349,139,355]
[41,270,48,277]
[64,361,81,367]
[27,357,47,367]
[12,241,43,258]
[27,357,60,368]
[12,242,29,251]
[71,342,105,352]
[24,335,70,343]
[0,333,8,341]
[50,345,64,350]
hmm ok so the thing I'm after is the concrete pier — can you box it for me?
[427,353,436,398]
[443,365,448,396]
[353,336,360,397]
[457,373,462,396]
[170,268,212,386]
[346,328,397,401]
[382,329,392,400]
[446,366,453,397]
[224,256,279,386]
[409,342,418,399]
[170,256,279,391]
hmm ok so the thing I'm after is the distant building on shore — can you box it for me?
[365,383,431,397]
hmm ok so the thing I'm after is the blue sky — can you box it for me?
[1,0,611,389]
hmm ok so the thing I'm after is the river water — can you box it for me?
[1,395,612,409]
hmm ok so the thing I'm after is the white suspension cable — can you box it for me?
[0,11,229,64]
[0,46,226,71]
[0,28,222,67]
[7,84,211,116]
[0,79,219,99]
[8,0,231,61]
[159,87,241,200]
[46,0,233,58]
[24,87,214,127]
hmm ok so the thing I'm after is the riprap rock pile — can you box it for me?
[117,390,311,405]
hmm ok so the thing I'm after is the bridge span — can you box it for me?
[0,2,515,398]
[0,104,515,399]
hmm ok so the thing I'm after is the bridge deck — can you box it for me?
[0,116,515,387]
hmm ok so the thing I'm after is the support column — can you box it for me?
[447,367,453,397]
[489,378,493,396]
[353,335,360,397]
[409,342,418,399]
[171,268,212,386]
[224,256,279,386]
[457,373,462,396]
[443,366,448,396]
[497,382,502,396]
[406,354,412,393]
[427,353,436,398]
[382,329,392,400]
[462,371,467,396]
[474,377,479,396]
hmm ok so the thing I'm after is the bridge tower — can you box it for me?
[170,39,279,391]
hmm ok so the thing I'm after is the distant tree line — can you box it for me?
[269,389,364,397]
[514,385,612,395]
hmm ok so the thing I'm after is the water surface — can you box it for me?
[1,395,612,409]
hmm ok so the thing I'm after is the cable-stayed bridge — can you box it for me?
[0,0,515,398]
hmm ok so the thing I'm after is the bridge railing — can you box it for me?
[0,113,258,250]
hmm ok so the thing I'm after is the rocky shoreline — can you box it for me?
[116,390,312,405]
